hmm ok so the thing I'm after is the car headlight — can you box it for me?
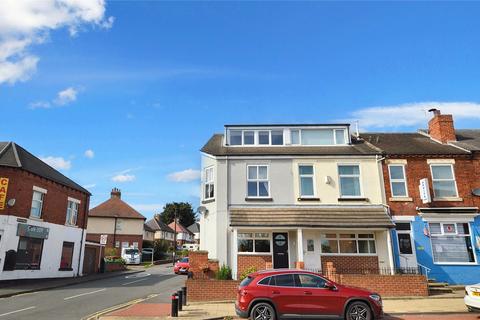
[370,294,382,304]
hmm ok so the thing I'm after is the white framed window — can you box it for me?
[291,129,300,145]
[271,130,284,145]
[66,197,80,226]
[121,241,129,248]
[31,187,47,218]
[430,164,458,198]
[258,131,270,145]
[229,130,242,145]
[238,232,271,253]
[429,222,475,264]
[334,129,347,145]
[243,131,255,145]
[338,164,362,197]
[388,164,408,197]
[320,233,376,255]
[204,167,214,200]
[299,164,315,197]
[247,165,270,198]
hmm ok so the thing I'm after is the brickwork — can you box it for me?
[186,279,240,302]
[339,274,428,296]
[86,233,143,254]
[237,254,272,277]
[321,255,379,274]
[0,166,90,228]
[428,114,456,143]
[188,251,209,278]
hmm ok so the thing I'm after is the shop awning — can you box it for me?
[230,206,395,228]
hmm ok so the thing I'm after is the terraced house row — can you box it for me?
[199,109,480,285]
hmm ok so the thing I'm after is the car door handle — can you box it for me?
[304,291,312,295]
[272,290,280,294]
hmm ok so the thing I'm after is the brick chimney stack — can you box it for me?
[111,187,121,199]
[428,108,457,143]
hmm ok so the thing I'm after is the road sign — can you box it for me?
[100,234,108,245]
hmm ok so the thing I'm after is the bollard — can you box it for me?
[181,286,187,306]
[171,293,178,317]
[177,290,183,311]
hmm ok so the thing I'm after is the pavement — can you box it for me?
[0,264,185,320]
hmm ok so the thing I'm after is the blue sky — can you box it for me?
[2,1,480,218]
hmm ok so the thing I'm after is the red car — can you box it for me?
[173,257,189,274]
[235,269,383,320]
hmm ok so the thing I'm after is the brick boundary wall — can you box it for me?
[238,254,272,277]
[186,279,241,302]
[338,274,429,296]
[321,256,379,274]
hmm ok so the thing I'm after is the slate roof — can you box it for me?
[230,206,395,228]
[187,222,200,234]
[361,133,469,156]
[0,142,90,194]
[452,129,480,152]
[145,218,175,233]
[201,134,380,156]
[89,196,146,219]
[144,223,155,233]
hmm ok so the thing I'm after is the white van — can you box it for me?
[121,247,141,265]
[182,243,199,251]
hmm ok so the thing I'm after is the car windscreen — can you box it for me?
[239,276,254,287]
[180,258,189,263]
[125,249,139,255]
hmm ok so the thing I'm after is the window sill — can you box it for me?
[58,267,73,271]
[433,197,463,202]
[238,252,272,256]
[433,262,477,266]
[201,198,215,204]
[338,197,368,202]
[298,197,320,202]
[245,197,273,202]
[29,216,43,222]
[65,224,78,228]
[389,197,413,202]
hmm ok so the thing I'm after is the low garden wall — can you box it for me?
[105,262,126,272]
[338,274,428,296]
[186,279,240,302]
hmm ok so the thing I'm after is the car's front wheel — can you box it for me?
[250,302,276,320]
[345,301,372,320]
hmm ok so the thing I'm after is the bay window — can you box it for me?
[430,164,458,198]
[429,222,475,263]
[320,233,376,254]
[238,232,271,253]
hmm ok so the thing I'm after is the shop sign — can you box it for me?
[17,223,50,239]
[0,177,9,210]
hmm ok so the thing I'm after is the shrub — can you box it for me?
[240,266,257,281]
[216,264,232,280]
[105,247,117,257]
[104,256,125,264]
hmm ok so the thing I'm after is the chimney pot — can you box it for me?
[111,188,121,199]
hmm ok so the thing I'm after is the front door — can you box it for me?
[303,232,321,272]
[273,233,289,269]
[396,222,417,270]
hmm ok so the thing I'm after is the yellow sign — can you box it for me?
[0,177,9,210]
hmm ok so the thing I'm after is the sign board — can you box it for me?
[419,178,431,204]
[17,223,49,239]
[100,234,108,245]
[0,177,9,210]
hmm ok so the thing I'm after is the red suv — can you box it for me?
[236,269,383,320]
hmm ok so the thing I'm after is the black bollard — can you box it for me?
[177,290,183,311]
[171,293,178,317]
[181,286,187,306]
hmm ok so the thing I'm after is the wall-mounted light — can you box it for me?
[324,176,332,185]
[7,198,15,208]
[198,206,209,216]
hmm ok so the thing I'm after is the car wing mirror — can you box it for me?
[324,281,337,291]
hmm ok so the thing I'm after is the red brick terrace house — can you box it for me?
[87,188,146,254]
[0,142,91,280]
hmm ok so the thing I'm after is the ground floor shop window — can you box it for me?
[60,242,74,270]
[320,233,376,254]
[16,237,44,269]
[238,232,271,253]
[429,222,475,263]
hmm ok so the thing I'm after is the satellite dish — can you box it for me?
[472,188,480,197]
[7,198,15,207]
[198,206,208,216]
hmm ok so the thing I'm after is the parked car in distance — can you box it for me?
[465,283,480,312]
[174,257,190,274]
[121,247,141,265]
[236,269,383,320]
[182,243,199,251]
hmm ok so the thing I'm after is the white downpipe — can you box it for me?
[232,228,238,280]
[297,229,304,264]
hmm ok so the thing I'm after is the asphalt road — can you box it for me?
[0,264,184,320]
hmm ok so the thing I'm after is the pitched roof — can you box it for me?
[201,134,380,157]
[230,206,394,228]
[144,223,155,232]
[187,222,200,233]
[0,142,90,194]
[361,133,469,156]
[89,196,146,219]
[145,217,175,233]
[168,221,193,234]
[452,129,480,152]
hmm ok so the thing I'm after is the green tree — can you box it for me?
[160,202,197,227]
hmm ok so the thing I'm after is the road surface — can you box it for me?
[0,264,184,320]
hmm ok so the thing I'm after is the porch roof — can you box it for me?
[230,206,395,228]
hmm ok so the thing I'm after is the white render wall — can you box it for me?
[0,215,85,280]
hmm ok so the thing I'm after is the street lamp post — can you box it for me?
[172,208,177,266]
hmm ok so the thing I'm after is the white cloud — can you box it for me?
[84,149,94,159]
[40,156,71,170]
[83,183,96,189]
[30,86,80,109]
[131,203,164,213]
[0,0,114,85]
[112,174,135,183]
[167,169,201,182]
[345,102,480,130]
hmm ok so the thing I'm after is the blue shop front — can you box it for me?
[391,208,480,285]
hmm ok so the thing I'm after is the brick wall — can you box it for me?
[0,167,90,228]
[339,274,428,296]
[383,157,476,216]
[86,233,143,254]
[186,279,240,302]
[238,254,272,277]
[321,255,379,274]
[428,114,456,143]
